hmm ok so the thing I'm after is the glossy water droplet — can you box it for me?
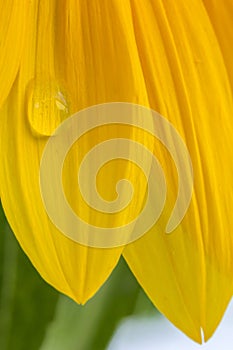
[27,78,70,136]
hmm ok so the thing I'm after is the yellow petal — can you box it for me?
[0,0,28,109]
[0,1,151,302]
[123,0,233,343]
[203,0,233,93]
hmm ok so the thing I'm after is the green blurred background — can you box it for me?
[0,202,157,350]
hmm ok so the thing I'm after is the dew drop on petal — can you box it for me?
[27,78,70,137]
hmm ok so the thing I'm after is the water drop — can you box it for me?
[27,78,70,136]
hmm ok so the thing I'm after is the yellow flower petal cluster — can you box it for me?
[0,0,233,343]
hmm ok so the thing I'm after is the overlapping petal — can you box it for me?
[123,0,233,343]
[0,0,150,303]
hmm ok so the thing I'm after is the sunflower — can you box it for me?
[0,0,233,344]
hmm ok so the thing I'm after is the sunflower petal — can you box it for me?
[123,0,233,343]
[0,0,151,302]
[203,0,233,93]
[0,0,28,109]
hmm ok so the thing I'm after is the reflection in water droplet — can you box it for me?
[27,78,70,137]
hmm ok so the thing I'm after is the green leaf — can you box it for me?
[133,289,158,316]
[40,258,141,350]
[0,202,59,350]
[0,215,18,350]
